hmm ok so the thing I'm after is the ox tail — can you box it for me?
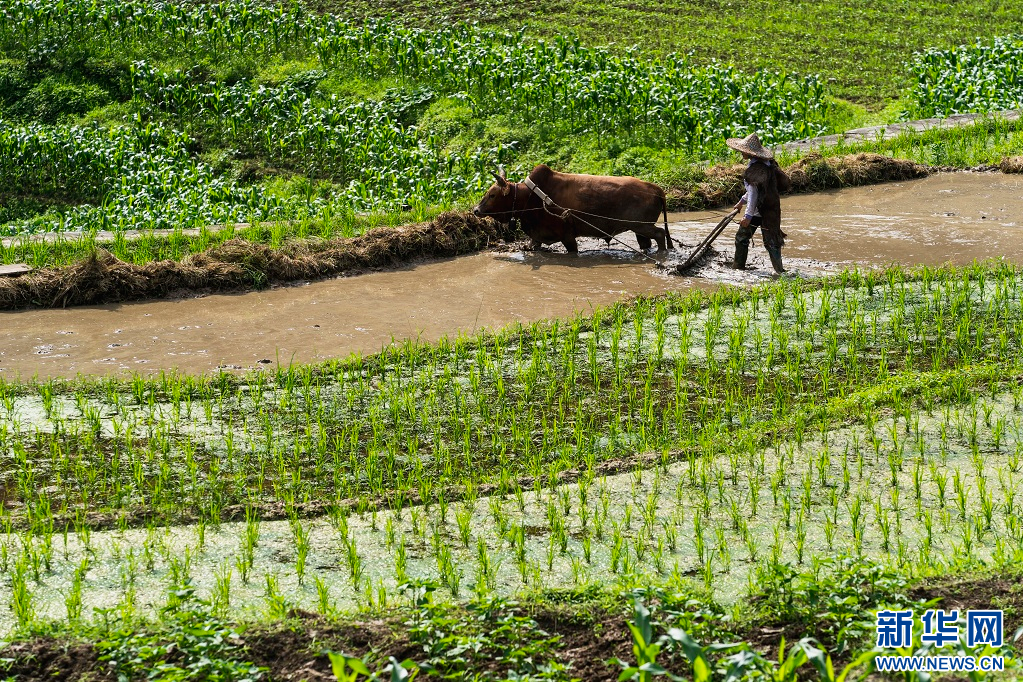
[661,195,674,249]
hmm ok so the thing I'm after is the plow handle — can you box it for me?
[674,207,740,275]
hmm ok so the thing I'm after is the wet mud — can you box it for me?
[1,172,1022,378]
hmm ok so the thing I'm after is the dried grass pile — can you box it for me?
[666,152,931,210]
[0,212,519,310]
[786,152,929,191]
[1000,156,1023,173]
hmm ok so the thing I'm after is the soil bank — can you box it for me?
[1,172,1021,379]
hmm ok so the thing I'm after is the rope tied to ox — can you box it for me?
[522,177,667,268]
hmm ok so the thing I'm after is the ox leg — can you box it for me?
[525,238,543,251]
[562,236,579,253]
[634,224,666,252]
[654,229,668,252]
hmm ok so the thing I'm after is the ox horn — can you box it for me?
[491,169,507,185]
[498,164,506,180]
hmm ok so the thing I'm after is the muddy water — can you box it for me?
[1,172,1022,378]
[668,171,1023,278]
[0,250,704,378]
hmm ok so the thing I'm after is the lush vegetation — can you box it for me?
[910,35,1023,117]
[3,1,1023,679]
[331,0,1023,105]
[5,115,1023,269]
[5,559,1021,681]
[1,0,1022,246]
[0,0,830,237]
[3,263,1023,677]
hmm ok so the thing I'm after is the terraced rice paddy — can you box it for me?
[3,252,1023,677]
[3,365,1022,632]
[4,0,1023,679]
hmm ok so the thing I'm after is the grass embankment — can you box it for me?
[3,263,1023,677]
[0,212,515,309]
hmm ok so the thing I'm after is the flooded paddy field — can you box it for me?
[6,0,1023,675]
[2,264,1023,635]
[1,172,1022,379]
[3,173,1023,678]
[2,388,1020,633]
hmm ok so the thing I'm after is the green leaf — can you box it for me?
[618,666,641,681]
[348,657,372,676]
[723,650,762,682]
[835,649,879,682]
[327,651,370,681]
[388,656,415,681]
[327,651,347,679]
[638,662,668,674]
[633,599,653,647]
[692,656,712,682]
[797,639,834,682]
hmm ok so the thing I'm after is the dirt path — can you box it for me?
[780,109,1021,154]
[1,172,1021,379]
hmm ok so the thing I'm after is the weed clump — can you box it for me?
[786,152,929,190]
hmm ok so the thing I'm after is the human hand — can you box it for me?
[739,216,752,229]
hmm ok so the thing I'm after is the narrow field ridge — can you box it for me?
[0,213,518,310]
[780,109,1023,153]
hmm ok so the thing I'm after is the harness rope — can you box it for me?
[523,177,667,268]
[482,206,730,222]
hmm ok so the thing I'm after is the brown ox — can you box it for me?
[472,164,674,253]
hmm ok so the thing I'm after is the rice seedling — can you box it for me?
[3,262,1023,653]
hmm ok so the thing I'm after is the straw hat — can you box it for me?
[725,133,774,160]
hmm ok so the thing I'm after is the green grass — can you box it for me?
[327,0,1023,106]
[773,115,1023,168]
[0,207,445,268]
[6,116,1022,270]
[8,560,1023,681]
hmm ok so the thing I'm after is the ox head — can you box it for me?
[472,166,515,218]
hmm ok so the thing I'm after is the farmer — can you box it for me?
[727,133,790,273]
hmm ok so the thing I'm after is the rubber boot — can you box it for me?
[732,241,749,270]
[766,245,785,274]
